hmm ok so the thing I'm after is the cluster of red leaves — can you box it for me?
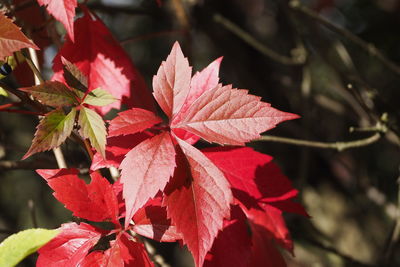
[0,2,308,267]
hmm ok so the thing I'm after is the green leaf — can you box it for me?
[61,57,88,93]
[20,81,79,107]
[83,88,116,106]
[23,108,77,159]
[78,107,106,158]
[0,87,8,97]
[0,228,58,267]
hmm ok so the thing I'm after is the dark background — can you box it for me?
[1,0,400,266]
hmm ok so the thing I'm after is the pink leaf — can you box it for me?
[36,169,119,224]
[152,42,192,118]
[37,222,102,267]
[108,108,162,137]
[37,0,77,42]
[52,9,153,115]
[120,132,176,228]
[133,197,181,242]
[172,56,222,125]
[174,85,299,145]
[163,137,233,267]
[204,205,252,267]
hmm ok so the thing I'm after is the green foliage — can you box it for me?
[0,228,58,267]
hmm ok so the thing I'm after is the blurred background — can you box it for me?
[1,0,400,266]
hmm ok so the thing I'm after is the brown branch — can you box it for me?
[213,13,306,66]
[0,160,56,170]
[289,0,400,76]
[256,132,381,152]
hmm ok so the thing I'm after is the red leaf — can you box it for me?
[81,233,153,267]
[117,232,154,267]
[152,42,192,118]
[249,217,287,267]
[203,147,307,216]
[204,205,252,267]
[36,169,119,224]
[0,12,38,60]
[133,197,181,242]
[37,222,102,267]
[108,108,162,137]
[81,246,124,267]
[37,0,77,42]
[91,132,153,171]
[174,85,299,145]
[120,132,176,228]
[163,137,232,267]
[246,205,293,253]
[52,9,153,115]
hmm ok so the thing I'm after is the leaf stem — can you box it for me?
[256,132,381,152]
[288,0,400,76]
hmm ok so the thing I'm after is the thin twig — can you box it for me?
[303,236,375,267]
[0,160,56,170]
[28,199,38,228]
[213,13,306,65]
[256,133,381,152]
[24,48,68,168]
[289,0,400,76]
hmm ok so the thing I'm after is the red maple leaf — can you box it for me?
[36,169,179,266]
[108,41,299,266]
[36,0,77,42]
[36,169,120,225]
[52,8,154,115]
[37,222,103,267]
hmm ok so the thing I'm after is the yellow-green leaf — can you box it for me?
[78,107,106,158]
[83,88,116,106]
[23,108,76,159]
[0,228,58,267]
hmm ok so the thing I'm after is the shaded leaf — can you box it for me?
[37,0,77,42]
[0,12,38,60]
[109,108,162,137]
[0,228,58,267]
[23,108,76,159]
[37,223,102,267]
[133,197,181,242]
[61,57,88,92]
[174,85,299,145]
[152,41,191,118]
[163,137,232,267]
[52,9,153,115]
[78,107,106,158]
[204,206,252,267]
[37,169,119,224]
[248,215,287,267]
[120,132,176,228]
[203,146,308,217]
[90,132,153,171]
[20,81,79,107]
[245,205,293,253]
